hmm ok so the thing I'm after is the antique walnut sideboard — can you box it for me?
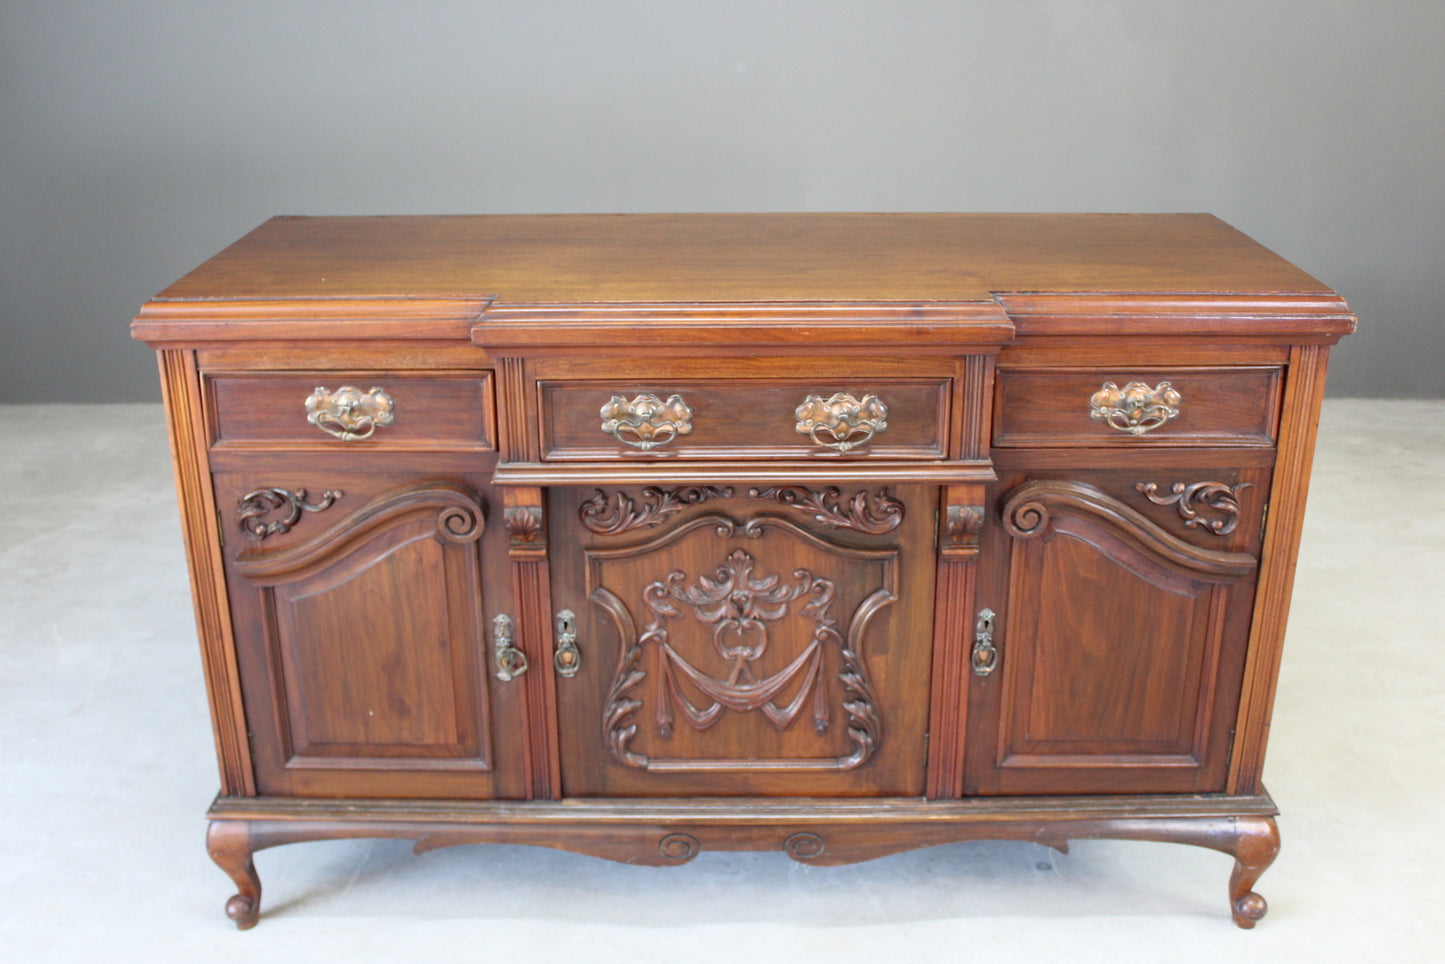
[131,214,1355,929]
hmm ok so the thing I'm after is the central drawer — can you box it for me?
[538,376,950,460]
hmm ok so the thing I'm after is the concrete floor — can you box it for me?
[1,400,1441,962]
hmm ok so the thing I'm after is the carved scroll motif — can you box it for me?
[1135,481,1253,536]
[748,486,904,534]
[237,488,341,540]
[603,547,881,771]
[579,486,733,535]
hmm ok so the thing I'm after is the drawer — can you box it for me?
[539,377,950,460]
[993,367,1282,447]
[207,372,495,450]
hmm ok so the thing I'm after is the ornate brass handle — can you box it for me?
[971,608,998,677]
[1089,381,1182,436]
[554,610,581,677]
[795,392,888,452]
[492,614,528,682]
[599,393,693,451]
[305,386,395,441]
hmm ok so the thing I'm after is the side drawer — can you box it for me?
[539,377,949,460]
[207,372,495,451]
[993,367,1282,448]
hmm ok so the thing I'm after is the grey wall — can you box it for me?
[3,0,1442,402]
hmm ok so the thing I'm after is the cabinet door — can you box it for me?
[219,464,527,799]
[964,470,1263,795]
[549,484,936,797]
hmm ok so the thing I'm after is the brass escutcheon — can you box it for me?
[492,614,528,682]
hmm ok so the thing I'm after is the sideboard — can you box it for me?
[132,213,1355,928]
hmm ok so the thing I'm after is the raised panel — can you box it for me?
[965,479,1258,796]
[1003,525,1218,760]
[272,528,469,759]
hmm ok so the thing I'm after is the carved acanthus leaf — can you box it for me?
[1135,481,1253,536]
[579,486,733,535]
[237,488,342,540]
[748,485,903,534]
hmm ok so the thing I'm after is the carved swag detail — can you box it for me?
[604,548,880,770]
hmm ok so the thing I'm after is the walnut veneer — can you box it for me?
[133,214,1354,929]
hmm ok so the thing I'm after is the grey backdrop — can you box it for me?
[3,0,1442,402]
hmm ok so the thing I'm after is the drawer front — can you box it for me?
[993,367,1281,447]
[539,377,949,460]
[208,372,495,450]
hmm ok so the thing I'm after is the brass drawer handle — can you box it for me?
[305,386,395,441]
[1089,381,1181,436]
[795,392,888,452]
[599,393,693,450]
[492,614,528,682]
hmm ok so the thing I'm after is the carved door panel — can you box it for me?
[550,485,936,797]
[963,470,1264,795]
[219,464,527,799]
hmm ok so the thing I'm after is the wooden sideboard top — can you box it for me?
[133,214,1356,346]
[150,213,1334,304]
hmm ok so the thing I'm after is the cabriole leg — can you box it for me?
[206,820,261,929]
[1228,815,1280,928]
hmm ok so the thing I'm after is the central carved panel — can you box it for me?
[588,513,895,774]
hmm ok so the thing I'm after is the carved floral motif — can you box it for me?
[1135,481,1253,536]
[748,486,903,534]
[579,486,733,535]
[237,488,342,540]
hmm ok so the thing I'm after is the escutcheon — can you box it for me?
[971,608,998,676]
[492,614,528,682]
[554,609,581,677]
